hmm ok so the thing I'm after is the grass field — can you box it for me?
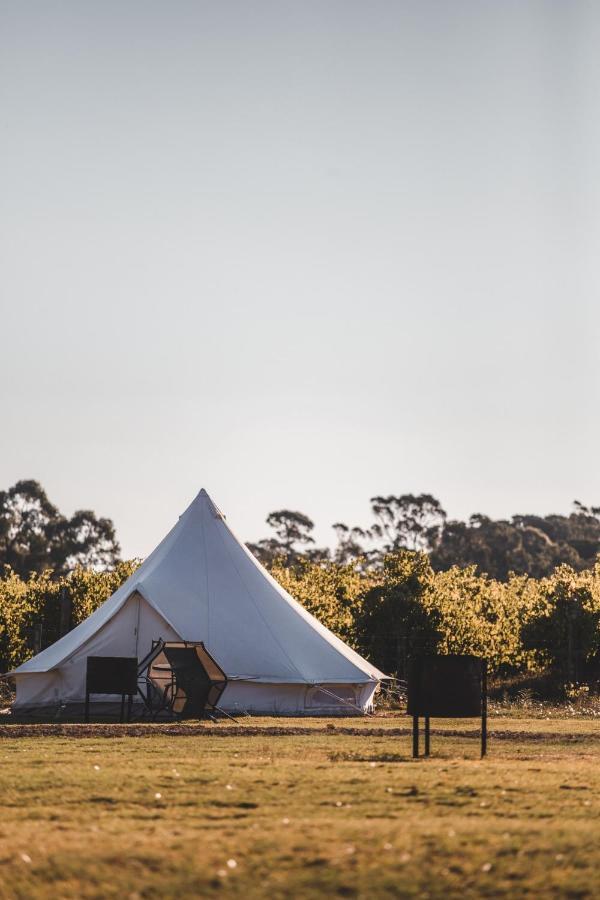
[1,716,599,899]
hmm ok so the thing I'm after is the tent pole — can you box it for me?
[212,705,240,724]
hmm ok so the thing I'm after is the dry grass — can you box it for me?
[0,716,599,898]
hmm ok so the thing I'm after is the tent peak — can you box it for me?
[192,488,225,519]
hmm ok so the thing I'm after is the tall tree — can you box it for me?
[332,495,447,566]
[248,510,327,566]
[332,523,370,564]
[0,480,120,577]
[369,494,447,554]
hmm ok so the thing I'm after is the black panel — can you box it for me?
[407,655,484,718]
[86,657,138,696]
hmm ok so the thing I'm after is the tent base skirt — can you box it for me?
[220,680,377,715]
[12,679,378,717]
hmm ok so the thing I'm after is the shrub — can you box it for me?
[355,552,440,676]
[270,557,370,647]
[521,563,600,682]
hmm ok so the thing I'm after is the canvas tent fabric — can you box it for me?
[10,489,386,714]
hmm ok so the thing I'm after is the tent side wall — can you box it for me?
[13,678,378,715]
[12,593,180,708]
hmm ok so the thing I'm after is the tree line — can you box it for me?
[2,480,598,583]
[2,480,600,694]
[1,551,599,694]
[248,494,600,581]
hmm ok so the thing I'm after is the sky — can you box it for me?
[1,1,599,559]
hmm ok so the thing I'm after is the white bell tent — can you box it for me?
[11,489,386,714]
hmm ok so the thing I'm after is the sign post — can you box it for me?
[407,655,488,758]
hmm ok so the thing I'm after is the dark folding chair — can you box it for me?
[137,640,229,721]
[137,639,172,719]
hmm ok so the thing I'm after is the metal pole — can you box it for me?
[412,715,419,758]
[481,661,487,758]
[424,716,430,757]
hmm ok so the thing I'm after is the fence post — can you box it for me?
[32,623,43,654]
[59,587,72,637]
[412,715,419,758]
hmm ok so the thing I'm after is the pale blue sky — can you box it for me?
[1,1,599,558]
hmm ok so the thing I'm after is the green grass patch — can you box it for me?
[0,717,599,897]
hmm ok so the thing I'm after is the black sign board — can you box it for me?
[407,654,487,757]
[408,655,484,717]
[85,656,138,722]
